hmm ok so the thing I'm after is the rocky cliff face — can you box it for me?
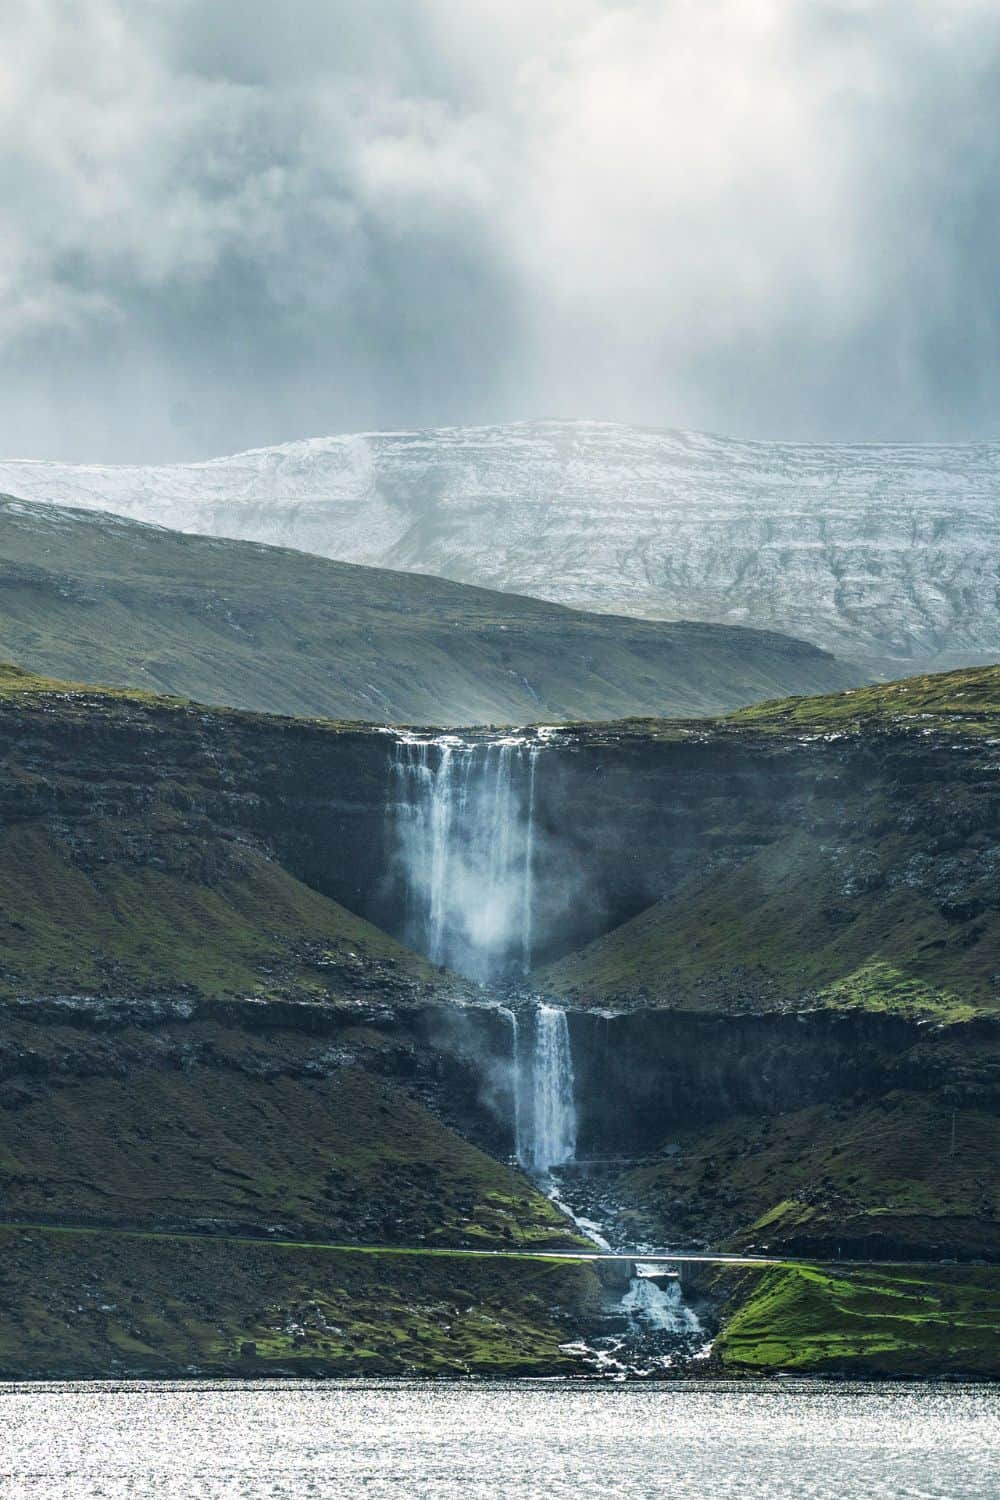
[1,666,996,1273]
[1,666,996,1009]
[0,666,996,1383]
[3,420,998,671]
[555,1005,1000,1261]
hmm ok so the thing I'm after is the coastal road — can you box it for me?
[1,1218,994,1272]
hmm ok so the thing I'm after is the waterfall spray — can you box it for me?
[520,747,539,973]
[499,1005,524,1164]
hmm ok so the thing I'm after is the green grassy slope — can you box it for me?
[548,662,1000,742]
[0,494,855,724]
[614,1086,999,1260]
[0,1053,576,1250]
[0,823,440,1002]
[0,665,596,1262]
[713,1264,1000,1378]
[537,831,999,1019]
[0,1225,598,1377]
[730,663,1000,735]
[538,666,1000,1018]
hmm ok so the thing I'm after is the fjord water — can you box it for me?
[1,1381,995,1497]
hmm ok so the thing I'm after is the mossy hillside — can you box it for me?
[550,663,1000,744]
[537,825,999,1018]
[713,1264,1000,1377]
[0,1018,580,1249]
[0,660,171,701]
[0,1225,600,1378]
[3,658,996,1020]
[0,495,856,725]
[613,1088,999,1260]
[536,665,999,1012]
[0,824,447,1002]
[729,664,1000,738]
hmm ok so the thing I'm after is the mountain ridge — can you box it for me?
[0,492,855,724]
[1,418,997,673]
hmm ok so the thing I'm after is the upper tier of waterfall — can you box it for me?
[388,732,543,984]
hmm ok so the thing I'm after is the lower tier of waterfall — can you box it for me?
[507,1003,577,1175]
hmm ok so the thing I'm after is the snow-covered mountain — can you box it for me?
[2,420,997,671]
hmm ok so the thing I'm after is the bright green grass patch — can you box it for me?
[718,1264,1000,1377]
[749,1200,817,1233]
[818,960,977,1022]
[729,663,1000,737]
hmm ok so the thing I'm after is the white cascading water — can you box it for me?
[498,1005,523,1165]
[622,1269,703,1335]
[390,729,705,1362]
[389,734,541,983]
[390,733,577,1172]
[505,1003,577,1175]
[526,1004,577,1174]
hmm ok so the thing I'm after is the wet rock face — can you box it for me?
[418,999,1000,1173]
[566,1009,921,1155]
[522,737,991,969]
[522,737,816,960]
[0,682,994,976]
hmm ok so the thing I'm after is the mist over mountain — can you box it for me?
[2,419,997,675]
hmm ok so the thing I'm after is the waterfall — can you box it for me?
[520,747,538,973]
[530,1005,577,1172]
[499,1002,577,1175]
[621,1269,702,1335]
[389,734,541,983]
[519,1004,577,1174]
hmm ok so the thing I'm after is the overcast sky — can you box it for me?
[3,1,1000,460]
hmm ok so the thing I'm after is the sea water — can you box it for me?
[0,1379,995,1498]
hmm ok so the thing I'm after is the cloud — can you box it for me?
[1,1,998,458]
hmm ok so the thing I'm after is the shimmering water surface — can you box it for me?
[0,1380,995,1498]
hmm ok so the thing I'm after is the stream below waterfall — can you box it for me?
[501,997,707,1373]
